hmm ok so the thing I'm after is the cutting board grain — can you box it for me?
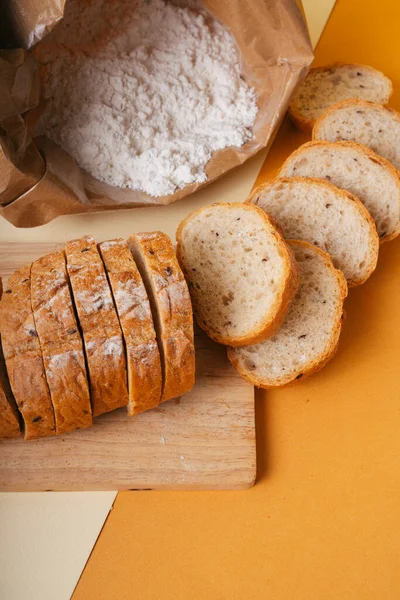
[0,242,256,491]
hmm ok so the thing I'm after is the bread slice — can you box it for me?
[0,266,56,439]
[65,236,128,416]
[228,240,348,388]
[289,64,392,132]
[31,251,92,434]
[248,177,379,286]
[98,239,162,415]
[0,279,21,438]
[313,99,400,171]
[128,232,195,403]
[0,345,21,439]
[278,141,400,242]
[176,202,300,347]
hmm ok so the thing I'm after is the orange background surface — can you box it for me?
[73,0,400,598]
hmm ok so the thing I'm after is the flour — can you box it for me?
[35,0,258,197]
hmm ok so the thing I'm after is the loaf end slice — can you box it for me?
[278,140,400,243]
[313,98,400,172]
[99,239,162,415]
[65,235,129,416]
[0,266,56,439]
[289,63,392,132]
[0,279,22,438]
[176,202,300,347]
[128,232,195,403]
[228,241,348,388]
[31,251,92,434]
[248,177,379,286]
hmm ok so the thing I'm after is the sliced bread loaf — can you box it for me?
[65,236,129,416]
[31,251,92,434]
[176,202,300,347]
[128,232,195,403]
[289,64,392,132]
[99,239,162,415]
[228,240,347,388]
[248,177,379,286]
[278,141,400,242]
[0,279,21,438]
[313,99,400,171]
[0,266,56,439]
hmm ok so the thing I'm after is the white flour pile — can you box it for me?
[35,0,258,197]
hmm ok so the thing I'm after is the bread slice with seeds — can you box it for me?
[313,99,400,171]
[248,177,379,286]
[31,251,92,434]
[0,265,56,439]
[65,236,128,416]
[278,141,400,242]
[176,202,300,347]
[98,239,162,415]
[128,232,195,403]
[0,279,21,438]
[289,63,392,132]
[228,240,347,387]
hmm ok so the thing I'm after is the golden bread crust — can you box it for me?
[0,279,21,438]
[65,236,128,416]
[0,266,56,439]
[31,251,92,434]
[99,239,162,415]
[129,232,195,403]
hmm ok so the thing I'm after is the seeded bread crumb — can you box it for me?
[176,202,300,347]
[278,141,400,242]
[289,63,392,132]
[228,240,347,387]
[313,99,400,171]
[248,177,379,286]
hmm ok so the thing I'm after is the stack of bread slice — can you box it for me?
[177,203,347,388]
[0,232,195,440]
[288,63,392,132]
[177,63,400,389]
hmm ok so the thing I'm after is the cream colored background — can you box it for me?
[0,3,334,600]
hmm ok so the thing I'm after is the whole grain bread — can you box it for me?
[313,99,400,171]
[65,236,128,416]
[99,239,162,415]
[0,266,56,439]
[289,63,392,132]
[248,177,379,286]
[176,202,300,347]
[278,141,400,242]
[228,240,348,388]
[31,251,92,434]
[0,279,21,438]
[128,232,195,403]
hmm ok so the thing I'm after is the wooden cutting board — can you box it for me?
[0,242,256,491]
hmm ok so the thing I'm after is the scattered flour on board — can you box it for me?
[34,0,258,197]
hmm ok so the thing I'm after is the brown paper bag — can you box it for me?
[0,0,313,227]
